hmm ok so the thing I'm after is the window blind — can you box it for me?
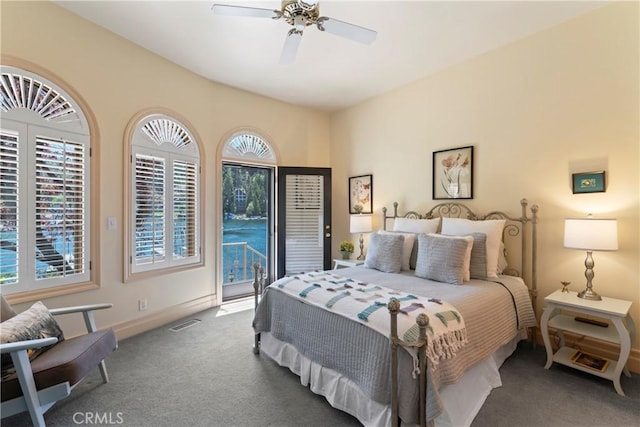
[285,174,323,274]
[134,154,166,266]
[0,131,19,285]
[173,159,198,259]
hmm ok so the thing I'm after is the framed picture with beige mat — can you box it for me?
[570,350,609,372]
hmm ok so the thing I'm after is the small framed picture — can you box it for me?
[570,350,609,373]
[572,171,605,194]
[433,146,473,199]
[349,174,372,214]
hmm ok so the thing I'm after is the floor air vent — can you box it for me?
[169,319,201,332]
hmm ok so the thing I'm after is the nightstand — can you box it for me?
[333,259,365,269]
[540,290,636,396]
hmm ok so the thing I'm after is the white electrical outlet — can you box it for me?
[138,298,147,311]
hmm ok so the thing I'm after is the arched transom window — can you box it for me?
[222,132,276,164]
[128,113,201,277]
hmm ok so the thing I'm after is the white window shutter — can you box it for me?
[0,66,92,294]
[285,174,323,274]
[134,154,166,268]
[128,113,200,276]
[0,130,19,285]
[173,159,198,260]
[34,135,87,280]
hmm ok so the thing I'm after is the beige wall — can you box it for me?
[331,2,639,367]
[1,1,331,336]
[2,1,638,369]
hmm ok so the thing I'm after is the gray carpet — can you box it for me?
[4,300,639,427]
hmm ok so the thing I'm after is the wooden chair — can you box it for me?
[1,295,117,427]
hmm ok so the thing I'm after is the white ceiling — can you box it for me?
[54,0,607,112]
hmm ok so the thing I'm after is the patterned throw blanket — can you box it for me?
[270,271,468,367]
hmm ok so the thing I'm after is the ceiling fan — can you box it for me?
[211,0,377,64]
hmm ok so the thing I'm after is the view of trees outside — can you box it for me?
[222,165,267,218]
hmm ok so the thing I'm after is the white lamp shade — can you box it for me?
[564,218,618,251]
[350,214,373,233]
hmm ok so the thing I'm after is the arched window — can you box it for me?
[222,132,276,164]
[0,65,93,295]
[127,113,201,277]
[219,130,276,300]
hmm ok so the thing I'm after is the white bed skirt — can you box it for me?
[260,331,524,427]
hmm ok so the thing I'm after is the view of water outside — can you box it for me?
[222,218,267,284]
[2,219,267,286]
[0,228,75,284]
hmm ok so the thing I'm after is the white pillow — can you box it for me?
[392,217,440,234]
[378,230,416,271]
[440,218,506,278]
[427,233,473,281]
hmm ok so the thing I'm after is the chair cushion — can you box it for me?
[1,329,117,402]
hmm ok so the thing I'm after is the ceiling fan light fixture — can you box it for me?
[297,0,318,11]
[294,15,305,31]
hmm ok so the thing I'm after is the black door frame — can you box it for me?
[277,167,332,279]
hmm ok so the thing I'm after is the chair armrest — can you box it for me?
[50,303,113,334]
[0,337,58,354]
[48,303,113,316]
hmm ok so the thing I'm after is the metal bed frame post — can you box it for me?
[530,203,539,320]
[252,262,264,355]
[519,199,539,346]
[388,298,429,427]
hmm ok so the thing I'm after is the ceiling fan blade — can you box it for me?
[211,4,278,19]
[280,29,303,65]
[317,17,377,45]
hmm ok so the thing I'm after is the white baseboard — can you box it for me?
[112,294,218,340]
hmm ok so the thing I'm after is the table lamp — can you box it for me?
[563,217,618,301]
[350,214,373,260]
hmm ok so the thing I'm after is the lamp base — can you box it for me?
[357,233,365,260]
[577,288,602,301]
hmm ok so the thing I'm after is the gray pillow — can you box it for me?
[468,232,488,279]
[364,233,404,273]
[415,234,469,285]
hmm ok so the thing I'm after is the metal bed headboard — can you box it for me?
[381,198,539,311]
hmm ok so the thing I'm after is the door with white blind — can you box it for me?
[277,167,331,278]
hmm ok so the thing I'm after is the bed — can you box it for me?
[252,199,538,426]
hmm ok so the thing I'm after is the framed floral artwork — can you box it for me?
[432,146,473,199]
[349,174,373,214]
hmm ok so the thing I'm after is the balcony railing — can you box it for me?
[222,242,266,285]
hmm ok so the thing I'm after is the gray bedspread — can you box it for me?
[253,266,536,424]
